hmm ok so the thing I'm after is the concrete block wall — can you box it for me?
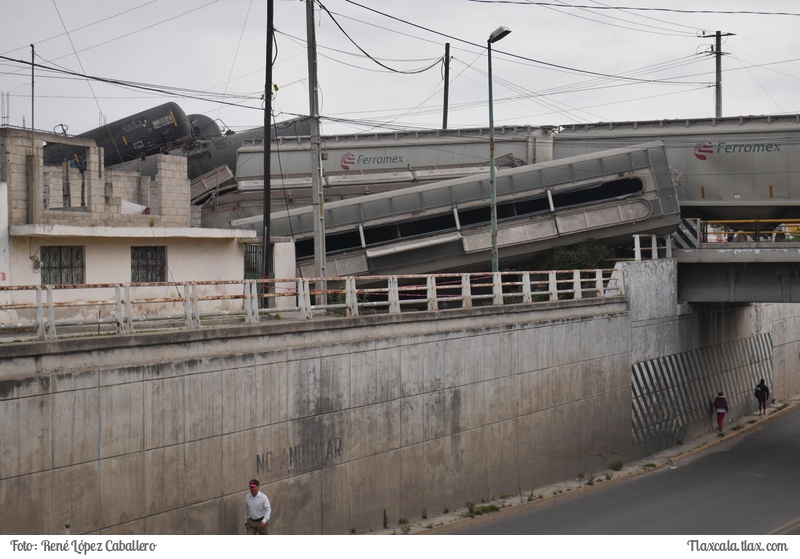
[1,129,191,229]
[0,298,632,535]
[151,156,190,222]
[1,133,37,224]
[34,159,189,228]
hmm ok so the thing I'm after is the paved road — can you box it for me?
[451,405,800,535]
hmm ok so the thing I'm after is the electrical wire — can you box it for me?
[536,0,698,37]
[0,55,263,109]
[0,0,159,57]
[275,29,439,74]
[464,1,800,17]
[315,0,442,75]
[342,0,711,86]
[49,0,125,163]
[586,0,703,32]
[726,46,785,114]
[217,0,255,121]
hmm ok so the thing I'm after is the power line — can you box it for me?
[0,54,263,109]
[315,0,442,74]
[465,1,800,17]
[343,0,711,86]
[535,0,697,37]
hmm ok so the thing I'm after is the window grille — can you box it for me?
[40,246,85,285]
[131,246,166,283]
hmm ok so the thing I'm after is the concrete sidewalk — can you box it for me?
[373,396,799,535]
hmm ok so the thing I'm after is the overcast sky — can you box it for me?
[3,0,800,137]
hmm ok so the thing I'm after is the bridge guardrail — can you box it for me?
[0,268,625,342]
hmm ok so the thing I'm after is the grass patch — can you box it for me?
[466,502,501,518]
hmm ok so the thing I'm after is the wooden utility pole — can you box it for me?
[307,0,326,299]
[700,30,734,118]
[261,0,274,282]
[31,45,35,152]
[442,43,450,129]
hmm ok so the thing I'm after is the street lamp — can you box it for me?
[488,26,510,273]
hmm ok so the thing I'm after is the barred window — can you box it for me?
[40,246,85,285]
[131,246,166,283]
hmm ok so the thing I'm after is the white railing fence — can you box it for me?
[633,234,673,261]
[0,268,626,341]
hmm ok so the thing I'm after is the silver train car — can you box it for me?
[233,142,681,275]
[553,114,800,220]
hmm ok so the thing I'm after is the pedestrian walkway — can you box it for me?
[374,396,799,535]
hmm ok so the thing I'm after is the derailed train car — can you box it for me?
[43,102,193,167]
[552,114,800,220]
[232,142,680,276]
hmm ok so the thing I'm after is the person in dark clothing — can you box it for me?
[755,379,770,416]
[713,391,729,431]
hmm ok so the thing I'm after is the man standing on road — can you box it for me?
[713,391,729,432]
[755,379,770,416]
[244,479,271,535]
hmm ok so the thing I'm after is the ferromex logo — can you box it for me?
[340,152,405,171]
[694,140,781,161]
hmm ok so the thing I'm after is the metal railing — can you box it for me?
[0,269,625,342]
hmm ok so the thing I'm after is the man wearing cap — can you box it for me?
[244,479,271,535]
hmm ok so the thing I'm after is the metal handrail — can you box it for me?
[0,268,625,342]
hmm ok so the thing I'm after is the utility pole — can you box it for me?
[261,0,274,284]
[700,30,734,118]
[30,45,35,152]
[442,43,450,130]
[307,0,326,302]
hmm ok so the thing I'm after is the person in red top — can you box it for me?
[713,391,729,431]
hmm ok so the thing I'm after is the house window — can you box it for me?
[40,246,85,285]
[131,246,167,282]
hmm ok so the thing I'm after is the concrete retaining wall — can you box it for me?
[0,298,632,535]
[623,259,799,457]
[3,259,798,534]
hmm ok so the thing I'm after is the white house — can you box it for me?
[0,126,292,331]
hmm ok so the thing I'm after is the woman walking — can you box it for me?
[713,391,729,431]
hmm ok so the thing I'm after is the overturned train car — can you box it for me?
[233,141,681,276]
[43,102,195,167]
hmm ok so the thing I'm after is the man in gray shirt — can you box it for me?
[244,479,271,534]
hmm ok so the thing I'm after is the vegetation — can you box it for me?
[524,239,617,271]
[466,502,501,518]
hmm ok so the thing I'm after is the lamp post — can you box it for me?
[488,26,510,273]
